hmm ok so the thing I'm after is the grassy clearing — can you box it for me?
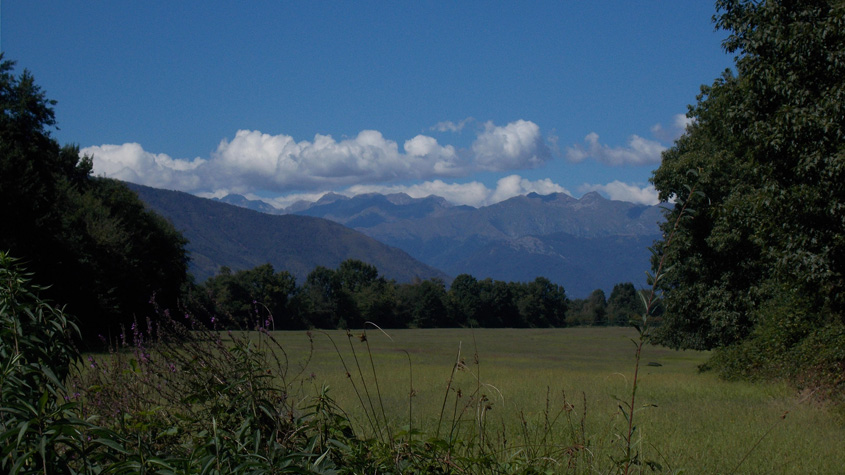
[271,326,845,473]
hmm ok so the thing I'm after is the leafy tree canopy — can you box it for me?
[607,282,639,326]
[651,1,845,392]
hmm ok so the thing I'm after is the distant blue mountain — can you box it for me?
[278,191,664,297]
[213,194,279,214]
[126,183,449,284]
[292,192,472,228]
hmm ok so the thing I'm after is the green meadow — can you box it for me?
[269,327,844,474]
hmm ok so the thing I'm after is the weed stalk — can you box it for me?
[622,172,700,474]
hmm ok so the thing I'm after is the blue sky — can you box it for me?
[3,2,732,207]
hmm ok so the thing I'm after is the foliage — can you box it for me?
[0,252,124,473]
[0,55,189,344]
[568,289,608,326]
[651,0,845,394]
[516,276,569,328]
[190,262,578,330]
[607,283,641,327]
[192,263,301,329]
[397,277,449,328]
[1,253,350,473]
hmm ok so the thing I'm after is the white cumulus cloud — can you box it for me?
[565,132,665,166]
[472,120,551,171]
[430,117,474,133]
[84,120,553,195]
[83,143,205,190]
[565,114,699,166]
[578,181,659,205]
[488,175,569,204]
[650,113,695,142]
[210,129,410,191]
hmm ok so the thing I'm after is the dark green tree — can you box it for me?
[651,1,845,390]
[300,266,346,328]
[587,289,608,327]
[478,279,519,328]
[335,259,395,328]
[0,56,189,342]
[195,263,299,328]
[607,282,639,326]
[336,259,379,293]
[396,278,448,328]
[447,274,481,326]
[516,277,567,328]
[353,277,398,328]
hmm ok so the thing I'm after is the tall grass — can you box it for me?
[276,327,844,473]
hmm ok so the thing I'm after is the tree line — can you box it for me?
[187,260,641,330]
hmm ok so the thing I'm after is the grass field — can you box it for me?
[265,326,844,474]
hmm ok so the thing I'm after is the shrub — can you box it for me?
[0,252,122,472]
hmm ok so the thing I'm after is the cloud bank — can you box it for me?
[650,113,694,143]
[564,113,691,166]
[258,174,571,209]
[565,132,666,166]
[85,117,674,209]
[84,120,551,195]
[84,143,206,191]
[430,117,474,133]
[578,181,659,205]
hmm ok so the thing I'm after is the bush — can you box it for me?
[0,252,121,472]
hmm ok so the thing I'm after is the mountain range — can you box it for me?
[126,183,448,284]
[278,191,664,297]
[154,186,666,297]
